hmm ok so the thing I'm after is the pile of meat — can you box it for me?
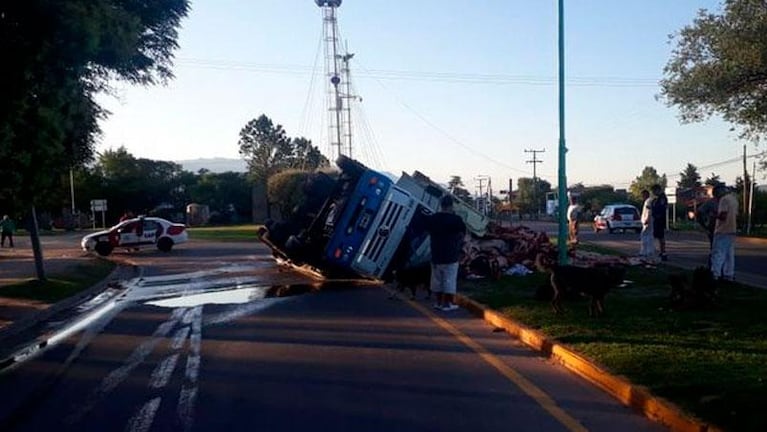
[461,222,638,279]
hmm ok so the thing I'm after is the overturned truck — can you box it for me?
[259,155,488,280]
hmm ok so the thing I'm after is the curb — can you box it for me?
[0,258,140,362]
[455,294,723,432]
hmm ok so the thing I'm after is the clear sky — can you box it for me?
[96,0,762,194]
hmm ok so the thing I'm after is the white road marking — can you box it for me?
[177,386,197,432]
[149,353,180,389]
[171,326,190,350]
[124,397,161,432]
[66,308,185,424]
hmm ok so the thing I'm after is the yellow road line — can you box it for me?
[402,293,588,432]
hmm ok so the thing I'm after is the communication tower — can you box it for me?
[316,0,357,159]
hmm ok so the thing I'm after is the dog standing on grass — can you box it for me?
[390,265,432,300]
[535,253,626,317]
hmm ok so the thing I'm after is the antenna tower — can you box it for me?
[316,0,357,161]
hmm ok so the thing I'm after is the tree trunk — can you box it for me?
[29,205,46,281]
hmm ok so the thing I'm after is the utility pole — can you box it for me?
[743,144,748,219]
[475,175,489,215]
[557,0,568,265]
[525,149,545,218]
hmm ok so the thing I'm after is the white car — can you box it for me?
[593,204,642,234]
[81,216,188,256]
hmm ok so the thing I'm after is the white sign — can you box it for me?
[665,188,676,204]
[90,199,107,212]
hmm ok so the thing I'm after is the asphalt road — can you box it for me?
[0,239,665,431]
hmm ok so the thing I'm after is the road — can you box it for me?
[0,239,665,431]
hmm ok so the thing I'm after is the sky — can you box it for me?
[96,0,764,195]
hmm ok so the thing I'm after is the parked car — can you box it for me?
[593,204,642,233]
[81,216,188,256]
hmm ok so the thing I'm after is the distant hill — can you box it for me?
[176,157,247,173]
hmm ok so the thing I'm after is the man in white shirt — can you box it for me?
[566,195,581,245]
[711,183,738,281]
[639,190,655,258]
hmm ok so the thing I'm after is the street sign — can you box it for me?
[90,199,107,212]
[665,188,676,204]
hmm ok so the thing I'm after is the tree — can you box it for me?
[447,176,473,204]
[629,166,667,202]
[678,163,702,189]
[705,173,722,185]
[660,0,767,167]
[93,147,187,222]
[0,0,190,280]
[516,177,552,216]
[291,137,330,171]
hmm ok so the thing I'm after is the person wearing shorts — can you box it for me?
[426,195,466,311]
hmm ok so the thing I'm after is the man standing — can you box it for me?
[650,184,668,261]
[566,195,581,246]
[711,184,738,281]
[426,195,467,311]
[639,190,655,259]
[1,214,15,248]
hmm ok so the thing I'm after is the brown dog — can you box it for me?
[536,253,626,317]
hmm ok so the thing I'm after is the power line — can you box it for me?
[175,57,659,88]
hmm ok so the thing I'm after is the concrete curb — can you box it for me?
[455,294,723,432]
[0,258,139,361]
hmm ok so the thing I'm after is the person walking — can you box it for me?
[650,184,668,261]
[1,214,16,248]
[426,195,467,311]
[566,195,581,246]
[639,190,655,259]
[711,183,738,281]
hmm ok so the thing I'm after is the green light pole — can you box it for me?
[557,0,568,265]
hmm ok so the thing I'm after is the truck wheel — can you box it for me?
[95,241,113,256]
[336,154,365,177]
[157,237,174,252]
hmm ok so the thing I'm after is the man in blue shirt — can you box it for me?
[426,195,467,311]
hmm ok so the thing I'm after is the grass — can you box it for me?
[461,263,767,432]
[0,259,115,304]
[187,224,263,242]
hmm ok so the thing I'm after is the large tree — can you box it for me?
[660,0,767,169]
[629,166,667,202]
[239,115,329,219]
[678,163,702,189]
[0,0,189,279]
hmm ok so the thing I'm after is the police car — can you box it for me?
[81,216,188,256]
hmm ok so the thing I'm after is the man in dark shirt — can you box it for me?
[650,184,668,261]
[426,195,467,311]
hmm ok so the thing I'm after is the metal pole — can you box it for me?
[69,168,76,214]
[748,161,756,234]
[557,0,568,265]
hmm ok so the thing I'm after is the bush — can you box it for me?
[267,169,312,221]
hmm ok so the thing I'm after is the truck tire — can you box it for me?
[336,155,365,177]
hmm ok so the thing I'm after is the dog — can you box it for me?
[535,253,626,317]
[668,266,718,310]
[390,265,432,300]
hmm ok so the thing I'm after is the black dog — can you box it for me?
[536,253,626,317]
[390,265,432,300]
[668,266,718,310]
